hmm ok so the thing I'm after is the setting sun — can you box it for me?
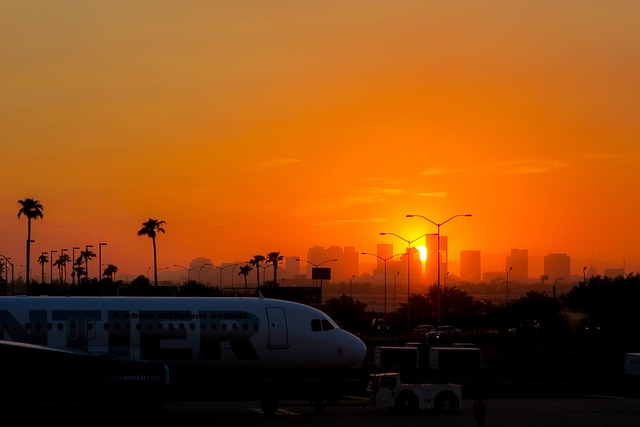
[1,2,638,280]
[416,246,427,262]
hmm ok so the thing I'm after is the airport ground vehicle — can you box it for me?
[426,325,462,343]
[366,372,461,412]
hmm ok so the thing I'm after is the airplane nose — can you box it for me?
[347,333,368,365]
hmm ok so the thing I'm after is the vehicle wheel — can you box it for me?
[394,391,419,411]
[435,391,458,413]
[261,399,278,416]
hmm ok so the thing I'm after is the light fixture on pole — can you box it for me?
[215,264,236,288]
[173,264,199,282]
[406,213,472,326]
[295,258,338,288]
[379,232,428,327]
[583,266,587,285]
[361,252,403,315]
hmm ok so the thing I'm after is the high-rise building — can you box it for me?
[424,234,447,287]
[544,253,571,283]
[460,250,481,283]
[506,249,528,282]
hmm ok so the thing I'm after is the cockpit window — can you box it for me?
[321,319,335,331]
[311,318,338,332]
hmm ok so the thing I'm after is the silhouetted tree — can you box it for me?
[37,253,48,283]
[563,273,640,345]
[57,253,71,287]
[265,251,284,284]
[137,218,166,287]
[249,255,265,285]
[322,295,368,334]
[103,264,118,282]
[238,264,252,294]
[79,249,96,281]
[17,197,44,289]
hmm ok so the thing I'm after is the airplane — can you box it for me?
[0,295,368,413]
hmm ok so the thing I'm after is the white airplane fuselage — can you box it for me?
[0,296,368,372]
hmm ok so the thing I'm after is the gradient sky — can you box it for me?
[2,1,639,280]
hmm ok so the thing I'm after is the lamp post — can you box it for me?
[85,244,94,281]
[379,232,427,327]
[216,264,236,288]
[406,213,472,326]
[98,243,107,282]
[506,266,513,303]
[173,264,199,282]
[231,264,238,288]
[349,275,355,299]
[50,250,57,286]
[361,252,403,315]
[296,258,338,287]
[1,255,13,294]
[583,266,587,285]
[393,271,400,312]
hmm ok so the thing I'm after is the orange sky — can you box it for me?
[2,1,639,280]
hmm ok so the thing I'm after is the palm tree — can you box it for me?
[103,264,118,282]
[37,253,49,283]
[249,255,265,286]
[238,264,253,294]
[79,249,96,281]
[73,264,86,286]
[57,253,71,286]
[17,198,44,290]
[137,218,166,287]
[265,251,284,284]
[54,257,65,287]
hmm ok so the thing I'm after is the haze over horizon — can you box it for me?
[2,2,639,281]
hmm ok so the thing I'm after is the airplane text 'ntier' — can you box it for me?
[0,296,367,370]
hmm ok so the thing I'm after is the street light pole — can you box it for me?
[406,214,472,326]
[173,264,198,282]
[361,252,403,315]
[506,266,513,303]
[349,275,355,299]
[98,243,107,281]
[85,244,94,281]
[379,232,427,327]
[393,271,400,312]
[1,255,13,294]
[296,258,338,287]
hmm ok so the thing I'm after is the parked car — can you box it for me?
[517,319,541,337]
[371,318,391,336]
[426,326,462,343]
[412,324,435,338]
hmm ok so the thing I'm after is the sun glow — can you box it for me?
[416,245,427,262]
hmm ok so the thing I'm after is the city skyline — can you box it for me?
[2,2,639,279]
